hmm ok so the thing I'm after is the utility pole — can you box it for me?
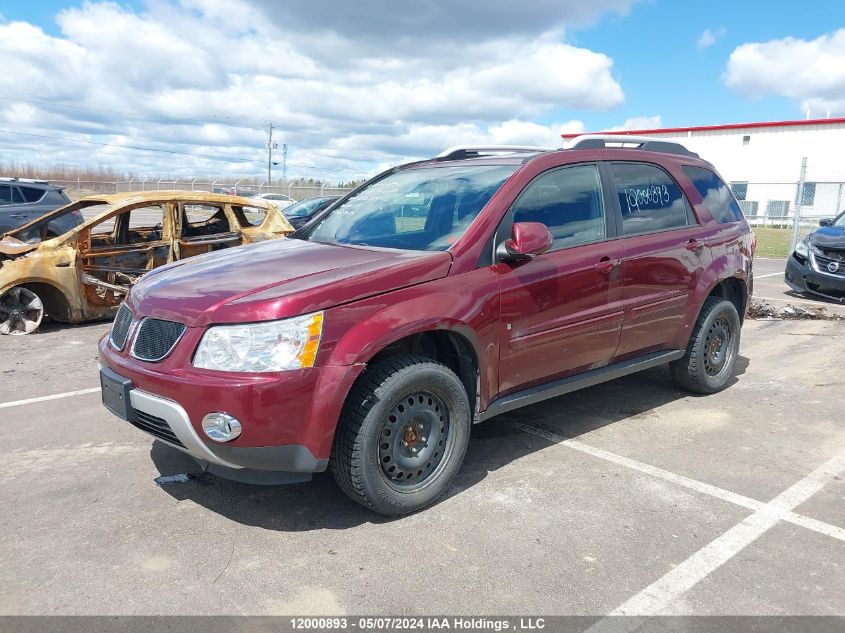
[282,143,288,185]
[266,123,278,185]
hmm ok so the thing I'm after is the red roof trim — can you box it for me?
[561,117,845,139]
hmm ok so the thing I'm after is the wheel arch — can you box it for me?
[1,278,75,322]
[678,268,749,350]
[364,327,481,421]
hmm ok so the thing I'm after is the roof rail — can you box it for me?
[435,145,550,161]
[565,134,699,158]
[0,176,50,184]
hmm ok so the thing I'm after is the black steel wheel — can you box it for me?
[331,355,471,516]
[670,297,741,394]
[377,390,453,491]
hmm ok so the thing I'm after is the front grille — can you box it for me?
[131,318,186,362]
[109,304,133,350]
[814,253,845,277]
[130,410,185,448]
[819,248,845,262]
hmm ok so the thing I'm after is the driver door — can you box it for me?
[496,163,625,394]
[79,203,174,318]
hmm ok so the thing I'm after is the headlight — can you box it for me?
[193,311,324,372]
[795,239,810,258]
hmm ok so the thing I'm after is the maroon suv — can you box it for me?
[99,137,754,515]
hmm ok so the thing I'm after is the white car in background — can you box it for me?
[253,192,295,209]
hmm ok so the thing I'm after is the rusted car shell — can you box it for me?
[0,191,294,334]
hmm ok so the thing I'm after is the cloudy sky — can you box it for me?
[1,0,844,182]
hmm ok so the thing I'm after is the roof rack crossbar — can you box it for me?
[435,145,550,161]
[0,176,50,184]
[565,134,699,158]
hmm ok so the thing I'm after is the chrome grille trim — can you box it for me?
[812,252,845,278]
[109,304,133,351]
[130,318,186,362]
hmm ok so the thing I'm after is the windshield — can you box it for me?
[300,165,517,251]
[285,197,335,219]
[834,212,845,228]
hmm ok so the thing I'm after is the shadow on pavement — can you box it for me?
[151,357,749,532]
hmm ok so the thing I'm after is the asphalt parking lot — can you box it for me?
[753,257,845,316]
[1,306,843,616]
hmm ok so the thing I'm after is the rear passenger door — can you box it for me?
[497,163,626,393]
[176,203,243,259]
[0,185,37,229]
[607,162,710,361]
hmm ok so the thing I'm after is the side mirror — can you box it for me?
[496,221,553,263]
[819,218,834,227]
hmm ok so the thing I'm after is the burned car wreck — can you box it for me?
[0,191,294,334]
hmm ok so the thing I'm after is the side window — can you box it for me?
[0,185,12,203]
[20,187,45,203]
[610,163,691,235]
[511,164,606,250]
[90,205,167,247]
[683,166,744,224]
[233,205,268,227]
[181,204,231,237]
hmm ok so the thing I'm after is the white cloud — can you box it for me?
[604,115,663,132]
[724,29,845,116]
[697,27,725,49]
[0,0,639,180]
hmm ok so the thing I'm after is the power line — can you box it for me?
[0,94,263,130]
[0,128,360,173]
[1,128,254,162]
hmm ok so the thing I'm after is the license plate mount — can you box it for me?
[100,367,136,422]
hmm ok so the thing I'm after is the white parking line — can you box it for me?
[515,423,845,625]
[754,272,784,279]
[599,453,845,621]
[515,423,845,544]
[514,423,762,510]
[0,387,100,410]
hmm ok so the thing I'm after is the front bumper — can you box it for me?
[124,387,326,473]
[98,334,363,475]
[785,253,845,301]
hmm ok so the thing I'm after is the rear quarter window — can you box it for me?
[682,166,744,224]
[20,187,46,203]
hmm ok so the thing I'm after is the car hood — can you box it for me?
[127,238,452,326]
[809,226,845,250]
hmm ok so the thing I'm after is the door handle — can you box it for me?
[596,257,621,274]
[686,239,704,253]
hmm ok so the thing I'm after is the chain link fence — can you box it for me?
[734,173,845,258]
[50,178,354,202]
[44,163,845,259]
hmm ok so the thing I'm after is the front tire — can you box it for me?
[331,355,471,516]
[670,297,741,394]
[0,286,45,335]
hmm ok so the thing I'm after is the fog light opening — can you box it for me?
[202,412,242,442]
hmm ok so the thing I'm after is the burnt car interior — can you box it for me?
[81,204,173,309]
[176,203,243,258]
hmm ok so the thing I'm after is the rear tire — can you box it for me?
[331,355,471,516]
[670,297,741,394]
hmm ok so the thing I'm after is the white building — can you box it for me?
[563,118,845,220]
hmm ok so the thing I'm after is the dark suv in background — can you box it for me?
[99,137,754,516]
[0,178,79,237]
